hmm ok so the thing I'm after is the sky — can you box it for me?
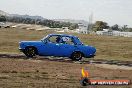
[0,0,132,27]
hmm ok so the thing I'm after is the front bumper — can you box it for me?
[85,54,96,58]
[19,48,24,52]
[89,54,96,58]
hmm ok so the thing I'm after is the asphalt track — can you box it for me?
[0,53,132,67]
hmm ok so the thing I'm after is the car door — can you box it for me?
[40,35,60,56]
[57,36,76,57]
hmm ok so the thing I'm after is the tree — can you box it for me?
[121,25,128,31]
[93,21,109,31]
[111,24,119,31]
[0,16,6,22]
[68,24,79,30]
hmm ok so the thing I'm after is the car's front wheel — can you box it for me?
[71,52,83,61]
[24,47,37,58]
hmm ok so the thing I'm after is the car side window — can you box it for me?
[61,37,74,45]
[48,36,61,43]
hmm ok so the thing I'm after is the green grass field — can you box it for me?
[0,28,132,61]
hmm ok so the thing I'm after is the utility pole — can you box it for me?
[87,12,93,34]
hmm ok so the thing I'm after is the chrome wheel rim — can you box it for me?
[26,48,35,56]
[73,52,81,60]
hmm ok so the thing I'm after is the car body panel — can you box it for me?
[19,34,96,58]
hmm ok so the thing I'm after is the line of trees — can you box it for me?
[1,15,131,32]
[91,21,132,32]
[0,15,78,30]
[111,24,132,32]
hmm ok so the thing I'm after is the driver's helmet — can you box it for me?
[56,36,61,43]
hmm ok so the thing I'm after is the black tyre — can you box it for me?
[80,78,91,86]
[71,52,82,61]
[24,47,37,58]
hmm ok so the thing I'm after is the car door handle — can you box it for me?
[74,45,77,47]
[56,44,60,46]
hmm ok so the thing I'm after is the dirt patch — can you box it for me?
[0,58,132,88]
[94,64,132,70]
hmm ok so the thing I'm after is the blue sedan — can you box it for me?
[19,34,96,61]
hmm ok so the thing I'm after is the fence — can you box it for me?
[96,31,132,37]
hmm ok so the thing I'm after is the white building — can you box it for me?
[77,23,88,34]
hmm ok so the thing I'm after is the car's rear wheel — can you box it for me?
[24,47,37,58]
[71,52,82,61]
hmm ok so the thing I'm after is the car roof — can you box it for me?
[49,34,77,38]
